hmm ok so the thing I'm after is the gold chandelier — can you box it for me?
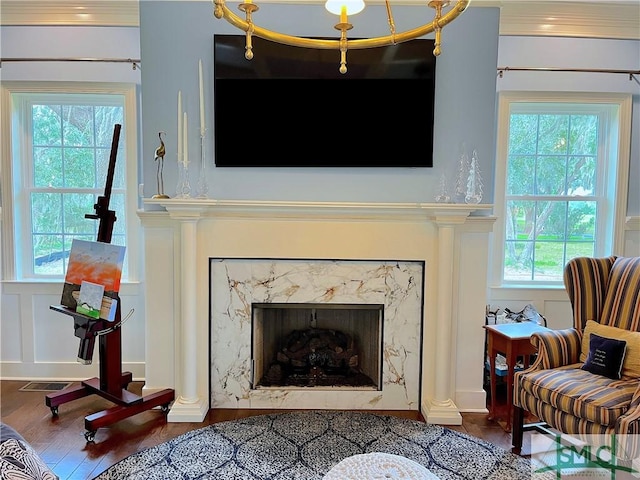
[213,0,470,73]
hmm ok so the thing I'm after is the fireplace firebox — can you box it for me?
[252,303,383,390]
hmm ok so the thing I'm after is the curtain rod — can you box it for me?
[498,66,639,81]
[0,57,141,70]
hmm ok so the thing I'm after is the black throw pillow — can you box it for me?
[581,333,627,379]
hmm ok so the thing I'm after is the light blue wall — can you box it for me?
[497,36,640,215]
[138,2,500,203]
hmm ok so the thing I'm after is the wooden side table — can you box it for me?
[483,321,549,432]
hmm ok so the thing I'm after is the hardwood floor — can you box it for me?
[0,380,518,480]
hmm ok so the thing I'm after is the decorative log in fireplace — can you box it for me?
[257,327,376,388]
[252,303,383,390]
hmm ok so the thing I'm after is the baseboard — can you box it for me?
[455,388,488,412]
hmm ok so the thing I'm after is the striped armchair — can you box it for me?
[512,256,640,459]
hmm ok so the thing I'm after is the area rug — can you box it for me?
[93,411,535,480]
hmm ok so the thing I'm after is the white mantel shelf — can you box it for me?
[142,198,493,221]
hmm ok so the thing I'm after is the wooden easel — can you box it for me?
[45,124,174,442]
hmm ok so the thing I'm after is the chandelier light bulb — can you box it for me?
[325,0,365,16]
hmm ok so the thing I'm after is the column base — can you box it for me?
[167,396,208,422]
[422,398,463,425]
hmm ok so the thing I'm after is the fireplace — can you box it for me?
[139,200,494,424]
[252,303,383,390]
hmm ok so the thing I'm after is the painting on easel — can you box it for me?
[60,239,125,321]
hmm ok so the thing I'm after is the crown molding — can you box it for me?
[496,1,640,40]
[0,1,139,27]
[0,0,638,40]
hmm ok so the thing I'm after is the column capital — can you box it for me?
[433,215,470,227]
[418,204,493,227]
[144,198,210,221]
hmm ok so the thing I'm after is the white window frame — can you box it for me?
[491,91,632,288]
[1,82,140,282]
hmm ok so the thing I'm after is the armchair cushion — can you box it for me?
[516,365,637,427]
[580,320,640,378]
[581,333,627,379]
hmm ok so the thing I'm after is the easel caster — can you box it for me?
[50,406,59,416]
[161,404,170,413]
[85,430,97,443]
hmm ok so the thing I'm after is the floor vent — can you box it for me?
[19,381,73,392]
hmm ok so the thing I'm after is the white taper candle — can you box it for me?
[183,112,189,167]
[177,90,182,163]
[199,59,205,137]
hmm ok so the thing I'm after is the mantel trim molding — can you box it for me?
[142,199,494,222]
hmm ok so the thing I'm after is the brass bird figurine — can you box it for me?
[154,131,166,162]
[153,131,169,198]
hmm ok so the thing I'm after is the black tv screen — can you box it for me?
[214,35,436,168]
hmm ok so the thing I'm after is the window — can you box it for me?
[1,83,139,281]
[493,92,631,285]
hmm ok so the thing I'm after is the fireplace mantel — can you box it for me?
[144,198,492,221]
[138,199,495,424]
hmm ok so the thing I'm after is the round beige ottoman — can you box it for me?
[323,452,439,480]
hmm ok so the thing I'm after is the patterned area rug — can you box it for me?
[93,411,534,480]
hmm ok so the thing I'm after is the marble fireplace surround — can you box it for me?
[210,258,424,411]
[138,200,495,425]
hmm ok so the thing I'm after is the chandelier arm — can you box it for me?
[213,0,470,51]
[384,0,397,40]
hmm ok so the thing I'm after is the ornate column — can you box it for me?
[164,204,208,422]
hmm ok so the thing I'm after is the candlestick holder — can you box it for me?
[175,154,182,198]
[175,157,191,199]
[196,133,209,199]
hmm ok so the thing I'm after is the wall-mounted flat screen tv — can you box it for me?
[214,34,436,168]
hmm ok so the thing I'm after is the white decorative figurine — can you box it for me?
[465,149,483,204]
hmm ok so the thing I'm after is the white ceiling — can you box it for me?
[0,1,639,40]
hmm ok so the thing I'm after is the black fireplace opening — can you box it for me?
[251,303,383,390]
